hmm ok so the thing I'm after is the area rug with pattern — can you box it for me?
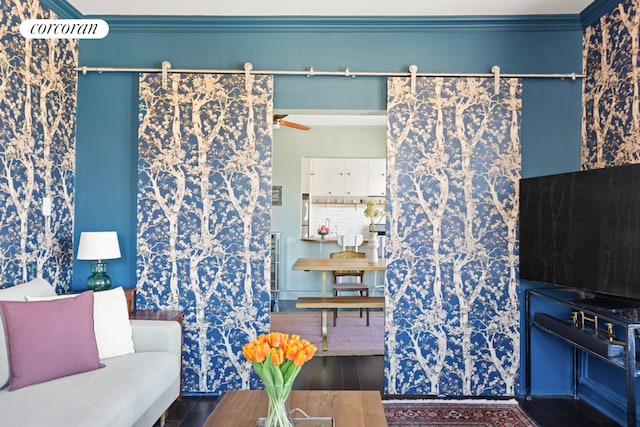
[270,311,384,356]
[383,399,539,427]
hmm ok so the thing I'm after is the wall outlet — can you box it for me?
[42,197,52,216]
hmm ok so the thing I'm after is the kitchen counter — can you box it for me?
[302,237,337,242]
[302,237,379,243]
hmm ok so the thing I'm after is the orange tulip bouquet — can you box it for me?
[243,332,317,427]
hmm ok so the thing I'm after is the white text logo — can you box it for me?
[20,19,109,39]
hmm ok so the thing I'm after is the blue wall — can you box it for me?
[74,72,138,289]
[61,7,640,420]
[72,16,584,289]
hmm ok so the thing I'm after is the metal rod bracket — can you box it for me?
[491,65,501,95]
[244,62,253,92]
[161,61,172,90]
[409,64,418,95]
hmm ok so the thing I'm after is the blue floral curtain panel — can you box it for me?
[137,73,273,394]
[386,77,521,396]
[0,0,77,291]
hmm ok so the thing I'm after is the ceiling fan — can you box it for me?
[273,114,311,131]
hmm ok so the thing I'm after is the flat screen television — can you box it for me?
[520,163,640,303]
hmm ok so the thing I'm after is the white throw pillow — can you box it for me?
[92,287,135,359]
[27,287,134,360]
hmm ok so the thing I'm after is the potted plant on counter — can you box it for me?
[364,200,383,233]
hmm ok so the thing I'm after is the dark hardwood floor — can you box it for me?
[156,355,620,427]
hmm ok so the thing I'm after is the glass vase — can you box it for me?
[265,390,293,427]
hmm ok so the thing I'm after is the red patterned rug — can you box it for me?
[384,399,539,427]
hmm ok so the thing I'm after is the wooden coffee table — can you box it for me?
[203,390,387,427]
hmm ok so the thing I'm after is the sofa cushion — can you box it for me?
[0,352,180,427]
[0,279,56,389]
[0,291,103,391]
[27,287,135,360]
[0,279,56,300]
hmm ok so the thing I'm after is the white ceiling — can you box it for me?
[67,0,594,17]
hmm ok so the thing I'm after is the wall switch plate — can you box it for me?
[42,197,52,216]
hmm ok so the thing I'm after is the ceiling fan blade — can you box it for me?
[280,120,311,131]
[273,114,288,123]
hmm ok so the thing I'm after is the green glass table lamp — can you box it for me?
[76,231,121,291]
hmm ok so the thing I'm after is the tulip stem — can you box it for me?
[265,392,292,427]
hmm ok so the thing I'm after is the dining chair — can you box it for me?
[336,234,364,252]
[330,250,370,326]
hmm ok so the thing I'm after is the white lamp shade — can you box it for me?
[77,231,121,261]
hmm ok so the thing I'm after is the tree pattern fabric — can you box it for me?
[583,0,640,168]
[137,72,273,393]
[0,0,77,291]
[386,76,521,396]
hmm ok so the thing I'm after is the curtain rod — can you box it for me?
[76,62,585,80]
[76,62,585,94]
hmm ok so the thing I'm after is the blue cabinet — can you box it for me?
[525,285,640,427]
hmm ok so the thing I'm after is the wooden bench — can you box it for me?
[296,296,385,351]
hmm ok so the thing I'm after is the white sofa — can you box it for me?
[0,279,181,427]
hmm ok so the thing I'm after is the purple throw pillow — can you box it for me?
[0,291,103,391]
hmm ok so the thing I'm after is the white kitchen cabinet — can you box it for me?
[368,158,386,196]
[310,158,345,196]
[309,157,385,197]
[344,159,369,196]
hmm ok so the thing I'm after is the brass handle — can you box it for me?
[580,311,598,333]
[606,323,615,341]
[571,311,579,328]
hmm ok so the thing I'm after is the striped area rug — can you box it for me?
[383,399,539,427]
[270,311,384,356]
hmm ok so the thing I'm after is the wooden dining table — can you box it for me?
[291,257,386,351]
[291,257,386,296]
